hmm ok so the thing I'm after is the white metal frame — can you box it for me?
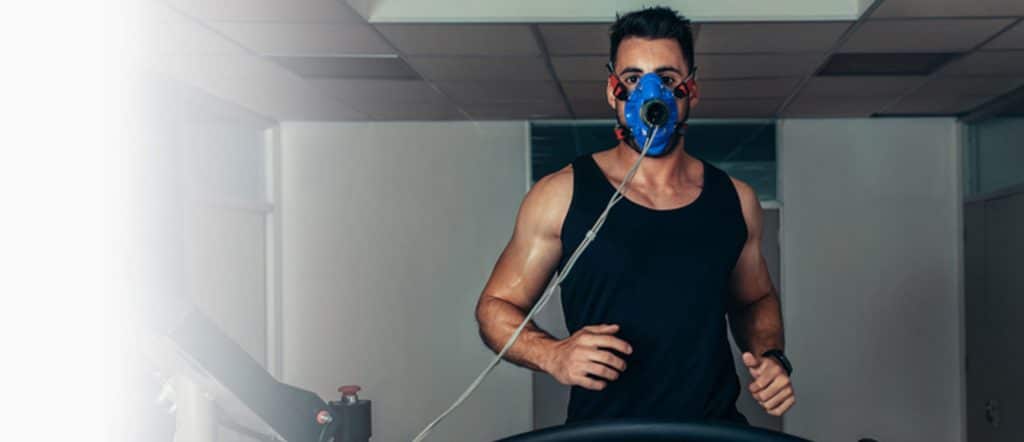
[954,121,968,442]
[265,126,284,380]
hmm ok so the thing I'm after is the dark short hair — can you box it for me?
[609,6,696,73]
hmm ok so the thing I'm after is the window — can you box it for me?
[964,116,1024,198]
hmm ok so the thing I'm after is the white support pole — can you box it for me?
[172,376,217,442]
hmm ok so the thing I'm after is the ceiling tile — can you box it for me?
[163,0,365,22]
[871,0,1024,18]
[691,98,782,118]
[781,95,895,117]
[353,100,465,121]
[698,77,803,99]
[914,76,1024,96]
[562,81,607,102]
[996,98,1024,116]
[405,56,552,81]
[697,54,825,79]
[569,99,614,119]
[538,23,612,56]
[148,52,367,121]
[551,56,609,82]
[555,54,823,82]
[839,19,1014,53]
[881,94,994,114]
[144,3,247,56]
[211,22,394,55]
[799,76,929,97]
[268,56,419,79]
[375,24,540,56]
[939,50,1024,76]
[463,101,570,120]
[696,22,851,53]
[538,23,703,57]
[435,81,561,104]
[984,21,1024,50]
[281,97,370,121]
[307,79,446,104]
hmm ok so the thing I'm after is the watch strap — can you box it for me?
[761,349,793,376]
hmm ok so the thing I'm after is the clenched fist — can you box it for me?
[742,352,795,416]
[543,324,633,391]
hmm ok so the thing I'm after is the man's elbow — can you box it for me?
[477,295,509,353]
[475,294,496,339]
[474,293,492,325]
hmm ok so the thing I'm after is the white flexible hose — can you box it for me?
[411,127,660,442]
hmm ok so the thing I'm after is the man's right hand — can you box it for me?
[543,324,633,391]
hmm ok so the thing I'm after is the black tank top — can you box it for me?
[556,153,749,425]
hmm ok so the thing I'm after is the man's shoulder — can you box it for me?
[533,163,574,196]
[727,175,757,205]
[724,175,762,237]
[518,163,575,236]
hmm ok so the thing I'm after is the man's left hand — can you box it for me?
[742,352,795,416]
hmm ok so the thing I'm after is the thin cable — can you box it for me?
[411,126,661,442]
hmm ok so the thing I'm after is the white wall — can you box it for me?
[778,118,963,442]
[279,121,531,441]
[135,76,275,442]
[140,75,274,366]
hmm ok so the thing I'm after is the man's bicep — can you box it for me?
[479,172,570,311]
[729,179,775,307]
[481,229,562,311]
[730,235,773,306]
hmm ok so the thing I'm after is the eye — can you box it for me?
[624,75,639,84]
[661,76,677,86]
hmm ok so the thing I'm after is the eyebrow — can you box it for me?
[617,66,684,76]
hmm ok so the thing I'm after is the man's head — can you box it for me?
[606,7,699,155]
[610,7,696,75]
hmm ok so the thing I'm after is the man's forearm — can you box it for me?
[475,296,558,372]
[729,290,784,356]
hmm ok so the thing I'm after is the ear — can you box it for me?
[686,81,699,109]
[602,75,610,108]
[606,75,619,110]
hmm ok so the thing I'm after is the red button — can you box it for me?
[316,410,332,425]
[338,385,361,396]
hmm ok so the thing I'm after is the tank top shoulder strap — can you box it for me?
[569,154,614,209]
[698,158,744,217]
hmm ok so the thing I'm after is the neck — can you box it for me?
[612,138,697,187]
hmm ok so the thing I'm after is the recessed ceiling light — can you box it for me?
[818,53,959,76]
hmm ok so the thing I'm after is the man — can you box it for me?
[474,7,794,425]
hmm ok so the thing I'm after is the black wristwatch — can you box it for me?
[761,349,793,376]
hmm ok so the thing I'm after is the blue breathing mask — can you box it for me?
[623,73,680,157]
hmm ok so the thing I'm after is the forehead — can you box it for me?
[614,36,687,71]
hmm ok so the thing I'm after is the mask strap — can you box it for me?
[672,65,699,99]
[674,66,698,136]
[606,61,629,101]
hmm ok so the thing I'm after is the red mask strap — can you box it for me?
[614,124,629,141]
[673,78,697,99]
[609,74,629,101]
[607,61,629,101]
